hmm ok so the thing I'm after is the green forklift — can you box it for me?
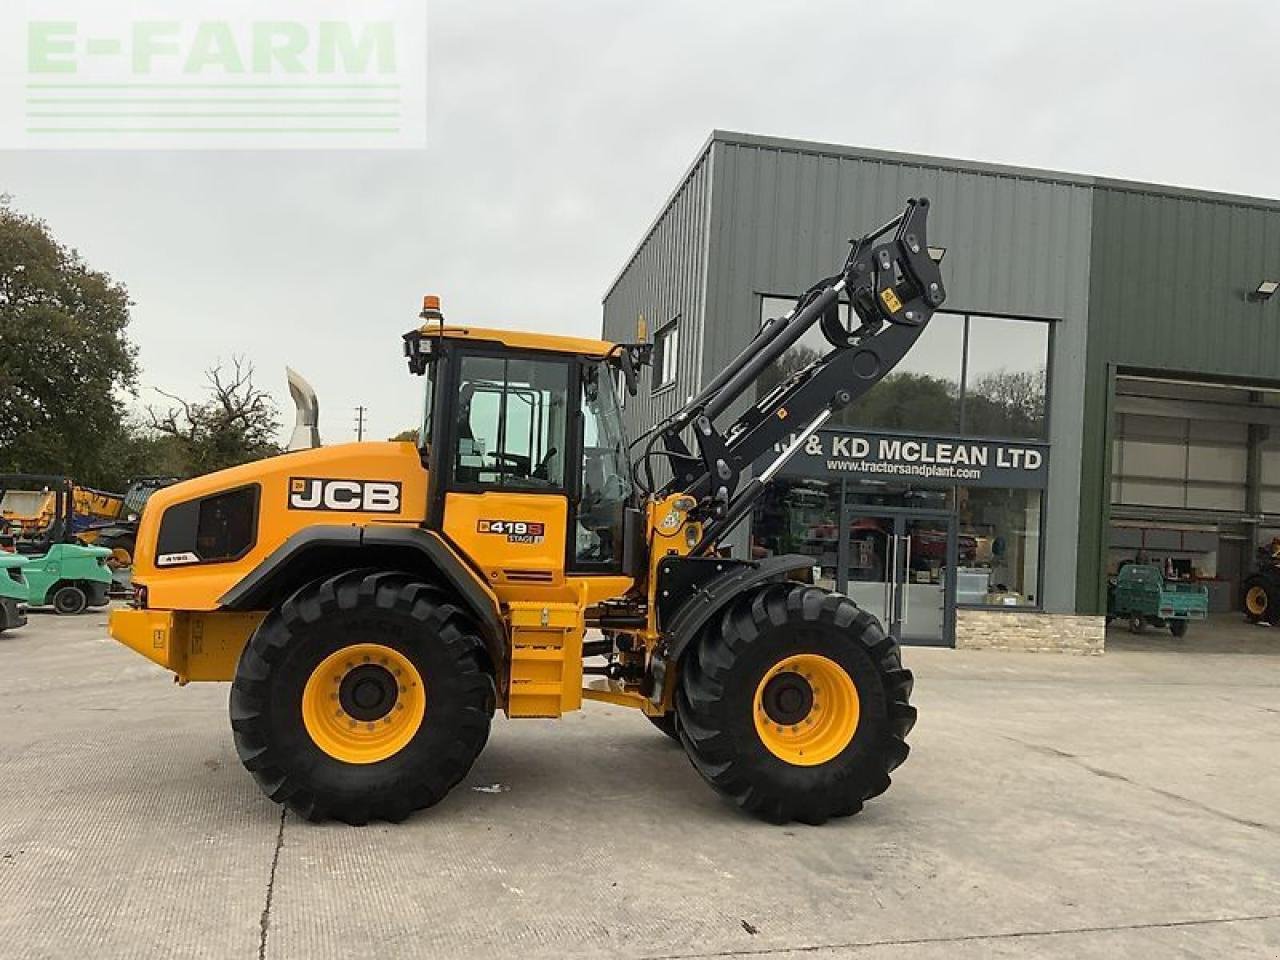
[0,475,113,615]
[0,553,29,632]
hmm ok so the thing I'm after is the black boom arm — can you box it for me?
[647,197,947,554]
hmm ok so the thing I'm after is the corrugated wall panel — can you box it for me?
[701,135,1095,613]
[1076,187,1280,611]
[601,146,712,453]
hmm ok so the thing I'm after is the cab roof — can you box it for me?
[419,324,616,359]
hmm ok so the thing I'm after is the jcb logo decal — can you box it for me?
[288,478,402,513]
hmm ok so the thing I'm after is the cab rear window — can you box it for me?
[157,485,259,564]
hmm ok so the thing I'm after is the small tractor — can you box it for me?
[108,199,944,824]
[1242,538,1280,623]
[0,475,114,614]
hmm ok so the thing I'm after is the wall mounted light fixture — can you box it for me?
[1248,280,1279,302]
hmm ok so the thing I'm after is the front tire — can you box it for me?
[676,583,915,825]
[647,711,681,742]
[230,570,495,824]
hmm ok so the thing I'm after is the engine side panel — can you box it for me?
[134,442,426,611]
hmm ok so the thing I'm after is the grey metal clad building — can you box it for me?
[604,130,1280,649]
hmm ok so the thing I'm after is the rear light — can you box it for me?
[132,583,148,609]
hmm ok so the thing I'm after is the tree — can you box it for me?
[389,428,419,443]
[0,202,138,488]
[965,367,1046,438]
[757,344,822,399]
[148,357,282,475]
[835,372,959,432]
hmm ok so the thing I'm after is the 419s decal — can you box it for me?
[477,519,545,544]
[288,478,402,513]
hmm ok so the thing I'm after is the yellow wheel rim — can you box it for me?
[1246,586,1268,616]
[753,653,859,767]
[301,643,425,764]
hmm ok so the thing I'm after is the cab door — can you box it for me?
[437,350,571,597]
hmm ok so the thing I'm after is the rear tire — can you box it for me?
[51,584,87,615]
[1243,578,1275,623]
[676,583,915,825]
[1169,619,1188,638]
[230,570,495,825]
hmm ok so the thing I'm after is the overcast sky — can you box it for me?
[2,0,1278,444]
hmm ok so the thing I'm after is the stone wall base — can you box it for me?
[955,610,1104,655]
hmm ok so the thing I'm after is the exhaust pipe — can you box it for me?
[286,367,321,450]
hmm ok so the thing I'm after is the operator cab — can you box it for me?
[404,305,644,578]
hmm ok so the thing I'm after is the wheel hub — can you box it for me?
[760,672,815,726]
[339,664,398,722]
[753,653,860,767]
[301,643,426,765]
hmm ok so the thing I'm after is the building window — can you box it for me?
[652,319,679,391]
[838,313,965,433]
[750,479,840,591]
[963,316,1048,440]
[757,297,1050,440]
[955,487,1042,607]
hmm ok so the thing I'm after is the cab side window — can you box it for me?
[453,355,568,489]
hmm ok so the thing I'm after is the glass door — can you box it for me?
[844,513,892,627]
[842,510,953,646]
[893,515,952,645]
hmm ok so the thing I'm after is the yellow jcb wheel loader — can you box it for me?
[108,198,944,825]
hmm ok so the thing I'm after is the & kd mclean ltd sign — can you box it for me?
[764,428,1049,489]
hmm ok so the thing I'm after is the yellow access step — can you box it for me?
[505,602,583,718]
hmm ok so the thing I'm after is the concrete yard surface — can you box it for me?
[1,607,1278,959]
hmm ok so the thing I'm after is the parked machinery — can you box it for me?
[78,476,179,568]
[1108,562,1208,637]
[1242,537,1280,623]
[107,199,945,824]
[0,553,29,633]
[0,475,113,614]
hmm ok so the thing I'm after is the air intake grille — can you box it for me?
[502,569,553,582]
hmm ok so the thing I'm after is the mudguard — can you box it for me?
[218,524,507,679]
[657,553,816,664]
